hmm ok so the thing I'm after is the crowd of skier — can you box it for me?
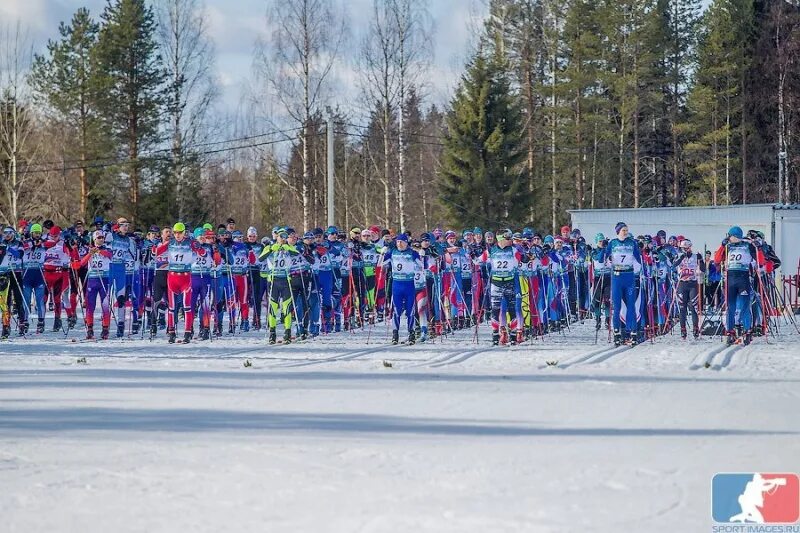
[0,215,790,347]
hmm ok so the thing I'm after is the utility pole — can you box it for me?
[326,107,335,227]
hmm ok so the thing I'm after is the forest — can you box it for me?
[1,0,799,233]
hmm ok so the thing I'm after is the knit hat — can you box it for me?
[615,222,627,234]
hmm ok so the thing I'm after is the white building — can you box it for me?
[569,204,800,276]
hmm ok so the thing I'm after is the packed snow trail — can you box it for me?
[1,321,799,532]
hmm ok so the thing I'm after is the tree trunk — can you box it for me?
[633,54,640,209]
[575,87,584,209]
[550,57,557,234]
[591,122,597,209]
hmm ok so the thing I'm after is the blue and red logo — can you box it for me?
[712,473,799,524]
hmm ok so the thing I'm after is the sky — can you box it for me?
[1,0,488,116]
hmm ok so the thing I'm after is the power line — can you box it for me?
[16,130,322,175]
[17,126,307,172]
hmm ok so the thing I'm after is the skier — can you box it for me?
[480,229,528,346]
[42,226,77,332]
[260,228,304,344]
[149,227,172,336]
[245,227,265,330]
[714,226,758,345]
[591,233,611,331]
[154,222,208,343]
[1,227,25,337]
[79,231,114,340]
[22,224,48,334]
[108,218,137,337]
[190,229,220,340]
[226,230,255,333]
[675,239,705,339]
[601,222,642,346]
[381,233,422,344]
[0,229,24,338]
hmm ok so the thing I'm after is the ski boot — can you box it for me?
[19,321,28,336]
[391,330,399,345]
[630,331,640,347]
[158,315,167,330]
[515,329,524,345]
[680,327,688,340]
[693,327,700,340]
[132,320,141,335]
[35,319,45,334]
[343,317,350,331]
[726,330,736,346]
[492,330,500,346]
[743,330,752,346]
[283,329,292,344]
[85,325,94,340]
[407,330,416,345]
[268,329,277,345]
[167,328,176,344]
[613,329,622,347]
[214,323,223,337]
[241,319,250,333]
[149,321,158,337]
[419,326,428,343]
[334,321,342,333]
[753,325,763,337]
[252,317,261,331]
[183,331,192,344]
[116,322,125,338]
[499,327,509,346]
[1,325,9,339]
[228,323,236,335]
[67,315,77,329]
[199,327,210,341]
[52,317,62,332]
[300,330,308,341]
[100,326,109,340]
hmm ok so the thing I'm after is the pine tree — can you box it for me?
[439,49,528,229]
[683,0,743,206]
[562,0,603,210]
[30,8,109,220]
[94,0,166,225]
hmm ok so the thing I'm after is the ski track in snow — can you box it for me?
[1,318,800,532]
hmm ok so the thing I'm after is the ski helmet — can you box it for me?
[326,225,338,235]
[594,232,605,244]
[193,227,203,239]
[728,226,743,239]
[543,235,554,245]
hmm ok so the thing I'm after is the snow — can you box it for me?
[1,321,799,532]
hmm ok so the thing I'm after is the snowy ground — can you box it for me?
[1,320,799,532]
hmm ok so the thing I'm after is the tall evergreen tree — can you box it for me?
[94,0,165,224]
[30,8,109,220]
[439,49,528,228]
[683,0,744,206]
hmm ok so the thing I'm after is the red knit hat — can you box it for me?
[49,225,61,236]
